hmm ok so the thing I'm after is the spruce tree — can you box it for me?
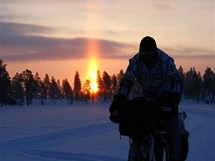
[73,71,82,101]
[43,74,51,99]
[83,79,91,102]
[102,71,111,102]
[11,73,25,105]
[203,67,215,103]
[49,77,61,100]
[97,70,104,101]
[0,60,13,106]
[62,79,73,104]
[111,74,118,95]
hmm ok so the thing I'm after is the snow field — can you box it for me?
[0,100,215,161]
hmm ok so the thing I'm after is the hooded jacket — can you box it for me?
[118,48,183,99]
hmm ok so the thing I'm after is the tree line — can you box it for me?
[0,59,215,106]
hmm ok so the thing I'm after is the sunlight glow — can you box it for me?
[86,39,99,94]
[88,59,98,93]
[85,1,100,94]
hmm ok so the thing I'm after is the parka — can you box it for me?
[118,48,183,100]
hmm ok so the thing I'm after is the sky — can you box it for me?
[0,0,214,84]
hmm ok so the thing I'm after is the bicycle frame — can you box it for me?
[128,131,169,161]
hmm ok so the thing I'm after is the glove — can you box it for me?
[168,92,181,105]
[160,92,181,105]
[109,111,119,123]
[159,92,181,119]
[109,93,126,123]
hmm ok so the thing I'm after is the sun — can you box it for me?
[87,59,98,93]
[86,39,99,94]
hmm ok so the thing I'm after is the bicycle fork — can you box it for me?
[128,135,156,161]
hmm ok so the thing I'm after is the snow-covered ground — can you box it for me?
[0,100,215,161]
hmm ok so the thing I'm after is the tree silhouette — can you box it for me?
[97,70,104,101]
[22,69,36,105]
[83,79,91,102]
[49,77,61,100]
[178,66,186,97]
[62,78,73,104]
[43,74,51,99]
[73,71,82,101]
[117,69,124,86]
[0,60,14,106]
[203,67,215,103]
[34,72,42,98]
[102,71,111,102]
[11,73,25,105]
[111,74,118,95]
[0,58,215,105]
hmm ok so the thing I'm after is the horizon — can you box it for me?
[3,58,214,85]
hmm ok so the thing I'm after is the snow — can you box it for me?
[0,100,215,161]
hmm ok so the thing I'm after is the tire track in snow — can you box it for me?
[0,122,116,156]
[183,108,215,161]
[19,149,125,161]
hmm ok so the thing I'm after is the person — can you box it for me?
[109,36,183,161]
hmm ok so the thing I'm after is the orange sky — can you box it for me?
[1,0,214,85]
[4,56,214,86]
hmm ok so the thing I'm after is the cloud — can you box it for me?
[0,21,54,36]
[0,22,136,62]
[153,3,173,11]
[1,22,213,63]
[162,47,214,59]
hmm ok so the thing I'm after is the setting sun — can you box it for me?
[86,39,100,94]
[87,59,99,93]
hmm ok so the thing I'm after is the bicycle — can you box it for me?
[127,129,169,161]
[118,97,170,161]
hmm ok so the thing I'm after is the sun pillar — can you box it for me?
[84,1,100,94]
[86,39,99,94]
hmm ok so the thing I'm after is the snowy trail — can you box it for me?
[0,122,114,156]
[182,107,215,161]
[1,101,215,161]
[19,150,125,161]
